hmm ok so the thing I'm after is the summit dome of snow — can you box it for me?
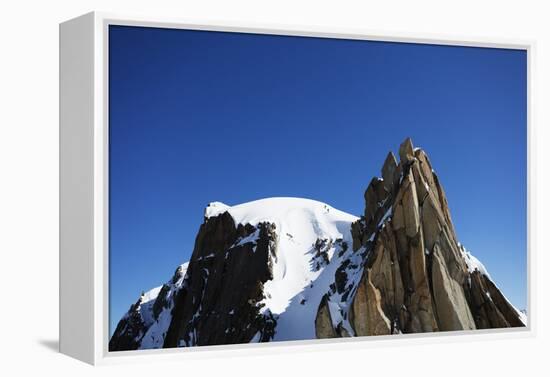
[205,197,358,228]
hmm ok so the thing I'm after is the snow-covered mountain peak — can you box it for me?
[201,197,361,341]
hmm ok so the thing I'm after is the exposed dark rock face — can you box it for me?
[163,212,278,347]
[110,211,279,351]
[317,138,525,338]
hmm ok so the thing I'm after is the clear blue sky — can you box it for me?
[109,25,527,334]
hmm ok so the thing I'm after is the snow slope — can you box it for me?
[207,197,359,341]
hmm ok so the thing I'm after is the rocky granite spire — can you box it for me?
[317,137,524,337]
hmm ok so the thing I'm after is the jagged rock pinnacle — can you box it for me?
[329,139,525,337]
[381,152,398,192]
[399,137,415,164]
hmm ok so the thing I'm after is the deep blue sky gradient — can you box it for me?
[109,25,527,334]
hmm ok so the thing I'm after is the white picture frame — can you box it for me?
[59,11,535,365]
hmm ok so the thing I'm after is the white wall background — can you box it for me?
[0,0,548,374]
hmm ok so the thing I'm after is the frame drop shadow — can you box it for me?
[38,339,59,352]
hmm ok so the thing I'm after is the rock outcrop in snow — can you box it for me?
[109,138,525,351]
